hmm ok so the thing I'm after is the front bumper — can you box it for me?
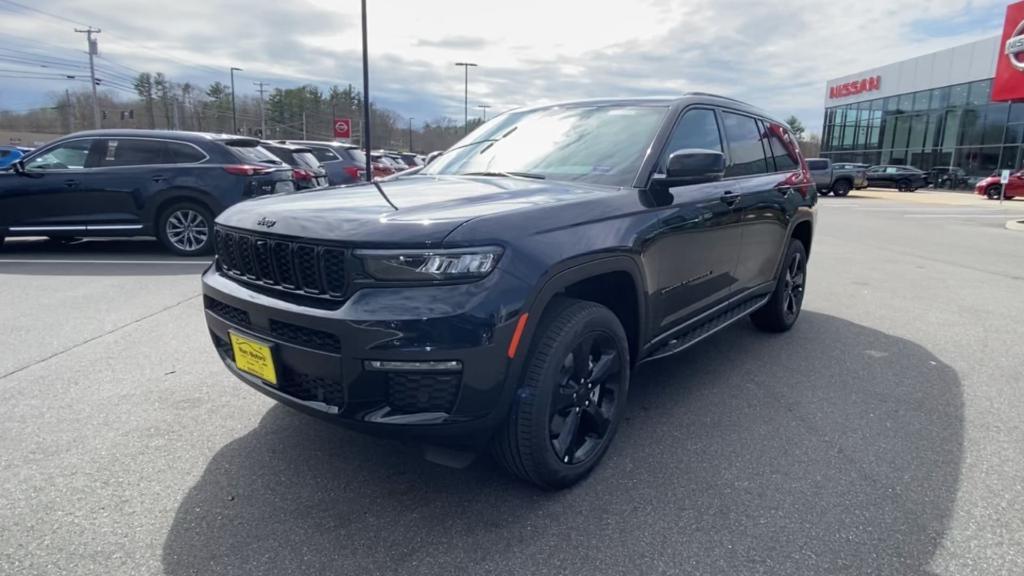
[202,265,533,448]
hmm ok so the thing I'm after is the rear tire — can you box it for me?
[897,179,912,192]
[157,202,214,256]
[986,185,1002,200]
[832,180,851,197]
[493,298,630,490]
[751,239,807,333]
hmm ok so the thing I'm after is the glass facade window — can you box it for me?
[913,91,931,111]
[821,78,1024,185]
[968,80,992,106]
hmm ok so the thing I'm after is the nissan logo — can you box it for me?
[1007,18,1024,72]
[256,216,276,228]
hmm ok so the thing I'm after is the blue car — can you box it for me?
[0,146,31,170]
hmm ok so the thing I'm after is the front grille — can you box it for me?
[387,372,460,413]
[269,319,341,352]
[205,297,250,326]
[215,227,348,300]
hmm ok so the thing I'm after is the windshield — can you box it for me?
[421,104,667,187]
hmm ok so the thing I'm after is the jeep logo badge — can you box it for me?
[256,216,276,228]
[1008,19,1024,72]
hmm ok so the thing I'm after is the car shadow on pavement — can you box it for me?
[0,238,209,276]
[162,311,963,576]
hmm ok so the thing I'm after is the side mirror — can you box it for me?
[651,148,726,188]
[425,150,443,165]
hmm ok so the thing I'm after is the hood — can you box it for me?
[215,174,613,246]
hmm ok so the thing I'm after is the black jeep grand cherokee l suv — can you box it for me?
[203,95,816,489]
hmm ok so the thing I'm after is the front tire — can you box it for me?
[986,185,1002,200]
[751,238,807,333]
[493,298,630,490]
[157,202,214,256]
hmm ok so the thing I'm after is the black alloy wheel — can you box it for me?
[897,178,912,192]
[986,185,1002,200]
[493,298,630,489]
[832,180,851,196]
[751,238,807,333]
[549,332,622,466]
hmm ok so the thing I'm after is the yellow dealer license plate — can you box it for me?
[229,332,277,385]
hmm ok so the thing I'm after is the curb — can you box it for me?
[1006,220,1024,232]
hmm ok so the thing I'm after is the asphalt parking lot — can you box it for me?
[2,193,1024,576]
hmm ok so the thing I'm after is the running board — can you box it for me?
[643,295,770,362]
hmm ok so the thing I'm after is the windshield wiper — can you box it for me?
[462,171,546,180]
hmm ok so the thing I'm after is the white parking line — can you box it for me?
[0,259,211,265]
[902,214,1016,218]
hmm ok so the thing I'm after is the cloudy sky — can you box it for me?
[0,0,1012,133]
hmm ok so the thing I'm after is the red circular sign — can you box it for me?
[333,118,351,138]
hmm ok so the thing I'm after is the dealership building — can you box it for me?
[821,3,1024,183]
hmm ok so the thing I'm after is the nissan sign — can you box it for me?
[829,76,881,99]
[993,0,1024,101]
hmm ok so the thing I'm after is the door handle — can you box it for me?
[719,190,740,205]
[63,179,79,188]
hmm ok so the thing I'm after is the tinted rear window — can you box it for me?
[347,148,367,165]
[763,123,799,172]
[0,150,10,158]
[293,151,321,170]
[259,145,296,165]
[228,144,282,165]
[309,147,340,162]
[807,160,828,170]
[166,142,206,163]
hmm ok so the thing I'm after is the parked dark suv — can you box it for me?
[285,140,367,186]
[0,130,294,255]
[202,95,816,489]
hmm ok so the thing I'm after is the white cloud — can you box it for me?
[0,0,1011,132]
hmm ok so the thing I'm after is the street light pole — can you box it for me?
[454,62,477,135]
[408,117,414,152]
[361,0,372,181]
[477,104,490,122]
[229,66,242,134]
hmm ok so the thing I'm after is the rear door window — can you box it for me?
[100,139,168,167]
[721,112,768,177]
[807,160,828,170]
[658,108,722,172]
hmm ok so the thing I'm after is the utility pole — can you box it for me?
[229,66,242,134]
[478,104,490,122]
[360,0,372,181]
[253,81,268,138]
[65,88,74,132]
[408,117,414,152]
[454,62,477,135]
[302,111,307,139]
[74,27,101,129]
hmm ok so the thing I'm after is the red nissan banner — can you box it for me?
[333,117,352,139]
[992,0,1024,101]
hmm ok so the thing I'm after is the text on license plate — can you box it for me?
[229,332,278,385]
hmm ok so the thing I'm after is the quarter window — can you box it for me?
[166,142,206,163]
[721,112,768,177]
[658,108,722,172]
[309,147,340,162]
[763,122,800,172]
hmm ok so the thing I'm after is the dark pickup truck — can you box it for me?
[807,158,866,196]
[202,94,817,489]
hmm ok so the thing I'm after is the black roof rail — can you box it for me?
[684,91,749,105]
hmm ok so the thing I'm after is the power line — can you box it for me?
[0,0,95,28]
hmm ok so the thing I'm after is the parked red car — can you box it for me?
[976,170,1023,200]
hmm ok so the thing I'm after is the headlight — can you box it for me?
[354,246,503,281]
